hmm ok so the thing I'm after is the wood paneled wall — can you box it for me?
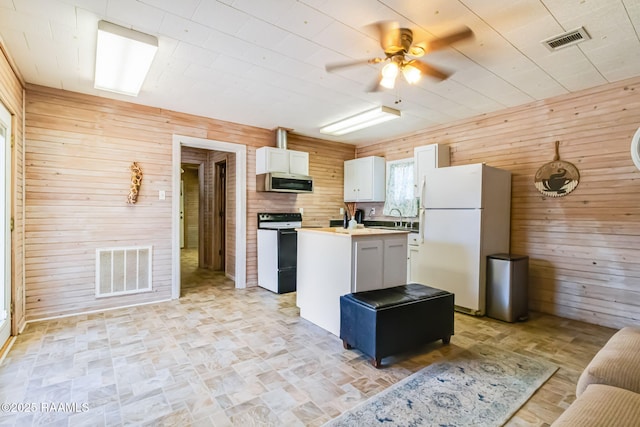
[23,85,353,319]
[0,45,25,333]
[357,76,640,330]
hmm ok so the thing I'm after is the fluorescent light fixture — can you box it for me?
[94,20,158,96]
[320,106,401,136]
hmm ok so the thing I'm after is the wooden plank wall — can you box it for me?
[182,167,199,249]
[0,45,25,333]
[23,85,354,319]
[357,76,640,330]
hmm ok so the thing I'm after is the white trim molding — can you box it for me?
[172,135,247,298]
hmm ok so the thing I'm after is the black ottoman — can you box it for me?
[340,284,454,368]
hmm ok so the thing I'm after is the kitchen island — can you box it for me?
[296,227,410,336]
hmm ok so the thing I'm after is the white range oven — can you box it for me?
[257,212,302,294]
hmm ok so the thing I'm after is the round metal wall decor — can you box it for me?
[534,141,580,197]
[631,126,640,171]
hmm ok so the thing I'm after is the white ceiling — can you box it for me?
[1,0,639,145]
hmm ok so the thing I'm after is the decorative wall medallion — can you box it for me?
[534,141,579,197]
[631,126,640,171]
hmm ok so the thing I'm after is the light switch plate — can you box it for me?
[159,190,166,200]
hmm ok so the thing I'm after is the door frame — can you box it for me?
[0,101,11,346]
[172,135,246,297]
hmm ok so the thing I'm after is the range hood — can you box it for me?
[256,127,313,193]
[276,127,288,149]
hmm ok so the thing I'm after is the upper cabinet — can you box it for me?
[344,156,386,202]
[256,147,309,175]
[288,150,309,175]
[414,144,449,197]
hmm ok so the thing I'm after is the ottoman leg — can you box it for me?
[342,340,352,350]
[371,357,382,369]
[443,335,451,344]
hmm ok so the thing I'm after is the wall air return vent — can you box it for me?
[96,246,152,297]
[542,27,590,51]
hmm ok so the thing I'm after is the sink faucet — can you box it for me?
[389,208,403,227]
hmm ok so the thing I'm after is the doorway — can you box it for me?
[0,102,12,346]
[172,135,247,298]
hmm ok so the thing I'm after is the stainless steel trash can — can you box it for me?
[486,254,529,322]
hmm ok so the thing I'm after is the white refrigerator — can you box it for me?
[414,163,511,315]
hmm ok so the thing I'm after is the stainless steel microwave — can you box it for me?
[256,172,313,193]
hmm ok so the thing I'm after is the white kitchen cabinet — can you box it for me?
[407,245,420,283]
[383,237,408,287]
[256,147,309,175]
[414,144,449,197]
[344,156,385,202]
[352,240,384,292]
[288,150,309,175]
[352,236,407,292]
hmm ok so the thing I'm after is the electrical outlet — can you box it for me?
[340,208,345,215]
[370,208,375,215]
[299,207,304,215]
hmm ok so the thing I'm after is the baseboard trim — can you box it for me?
[0,336,16,366]
[25,298,173,324]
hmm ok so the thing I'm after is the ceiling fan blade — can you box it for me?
[325,58,382,72]
[369,21,401,53]
[424,26,474,52]
[411,60,451,81]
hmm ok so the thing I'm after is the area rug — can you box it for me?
[324,344,557,427]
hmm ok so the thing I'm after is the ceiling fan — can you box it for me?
[325,22,474,92]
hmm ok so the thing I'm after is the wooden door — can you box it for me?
[213,160,226,271]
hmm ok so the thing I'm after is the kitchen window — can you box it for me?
[383,158,417,218]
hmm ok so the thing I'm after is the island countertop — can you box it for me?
[296,226,410,236]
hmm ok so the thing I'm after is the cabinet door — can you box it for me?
[407,245,420,283]
[383,237,408,287]
[344,157,385,202]
[289,150,309,175]
[256,147,289,174]
[414,144,449,197]
[352,239,383,292]
[354,158,374,200]
[344,160,358,201]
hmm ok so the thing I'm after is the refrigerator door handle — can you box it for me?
[419,207,425,243]
[419,177,426,209]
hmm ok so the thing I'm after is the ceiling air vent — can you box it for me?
[542,27,590,51]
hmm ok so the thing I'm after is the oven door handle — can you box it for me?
[277,229,297,235]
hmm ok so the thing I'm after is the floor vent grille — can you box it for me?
[96,246,152,297]
[542,27,590,51]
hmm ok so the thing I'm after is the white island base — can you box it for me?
[296,227,409,336]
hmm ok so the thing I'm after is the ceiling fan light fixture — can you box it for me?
[402,61,421,84]
[320,106,401,136]
[380,61,399,89]
[94,20,158,96]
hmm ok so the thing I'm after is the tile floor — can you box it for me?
[0,249,616,426]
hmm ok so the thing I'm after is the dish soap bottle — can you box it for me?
[348,217,357,229]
